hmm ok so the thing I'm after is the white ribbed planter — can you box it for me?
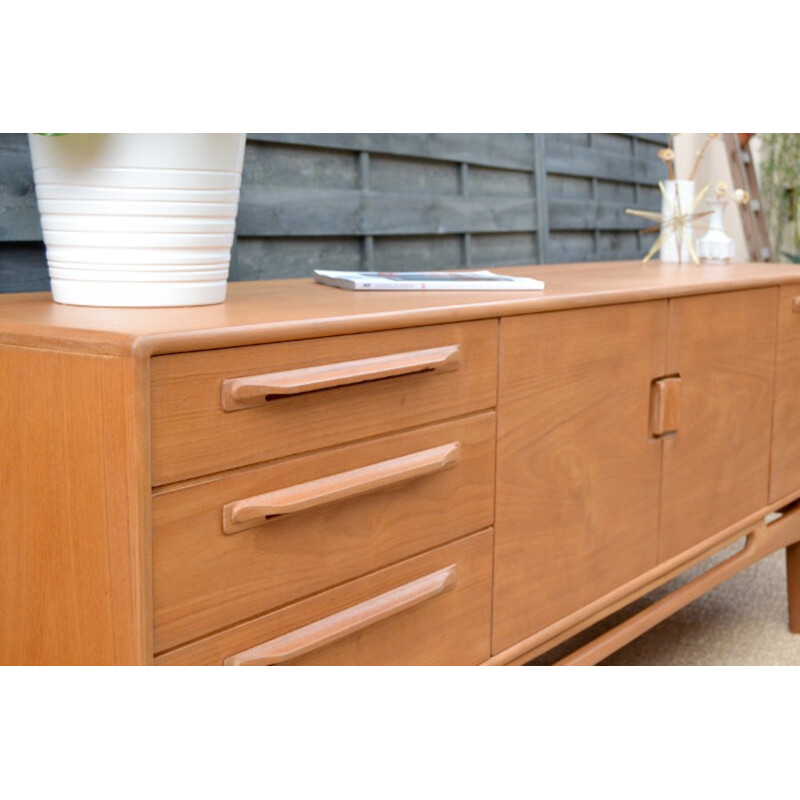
[28,133,246,307]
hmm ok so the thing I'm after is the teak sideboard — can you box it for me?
[4,260,800,666]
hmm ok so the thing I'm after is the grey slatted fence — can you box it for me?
[544,133,668,263]
[0,133,48,292]
[0,132,667,293]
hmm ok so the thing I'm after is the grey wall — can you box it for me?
[0,133,667,293]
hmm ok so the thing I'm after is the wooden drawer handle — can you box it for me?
[793,296,800,314]
[650,375,681,437]
[222,441,462,534]
[223,564,459,665]
[221,344,462,411]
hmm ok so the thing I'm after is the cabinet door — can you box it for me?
[770,283,800,503]
[493,301,667,653]
[659,288,777,561]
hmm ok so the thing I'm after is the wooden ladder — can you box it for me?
[722,133,772,262]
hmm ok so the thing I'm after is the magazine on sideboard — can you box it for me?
[313,269,545,291]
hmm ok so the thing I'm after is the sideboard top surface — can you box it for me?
[2,260,800,357]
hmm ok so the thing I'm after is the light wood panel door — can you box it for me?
[770,283,800,503]
[493,301,668,653]
[659,288,777,560]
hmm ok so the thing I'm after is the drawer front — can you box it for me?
[152,413,496,653]
[151,320,498,485]
[155,529,493,666]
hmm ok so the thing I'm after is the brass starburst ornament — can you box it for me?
[626,182,713,264]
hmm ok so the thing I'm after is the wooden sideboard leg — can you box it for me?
[787,542,800,634]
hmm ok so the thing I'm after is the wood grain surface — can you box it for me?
[493,301,667,652]
[223,564,460,665]
[151,320,496,484]
[659,288,777,560]
[152,413,495,652]
[3,262,800,358]
[0,344,150,664]
[787,540,800,634]
[770,284,800,502]
[156,529,493,666]
[4,259,800,666]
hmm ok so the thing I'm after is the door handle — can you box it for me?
[221,344,462,411]
[650,376,681,437]
[222,441,461,534]
[223,564,459,665]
